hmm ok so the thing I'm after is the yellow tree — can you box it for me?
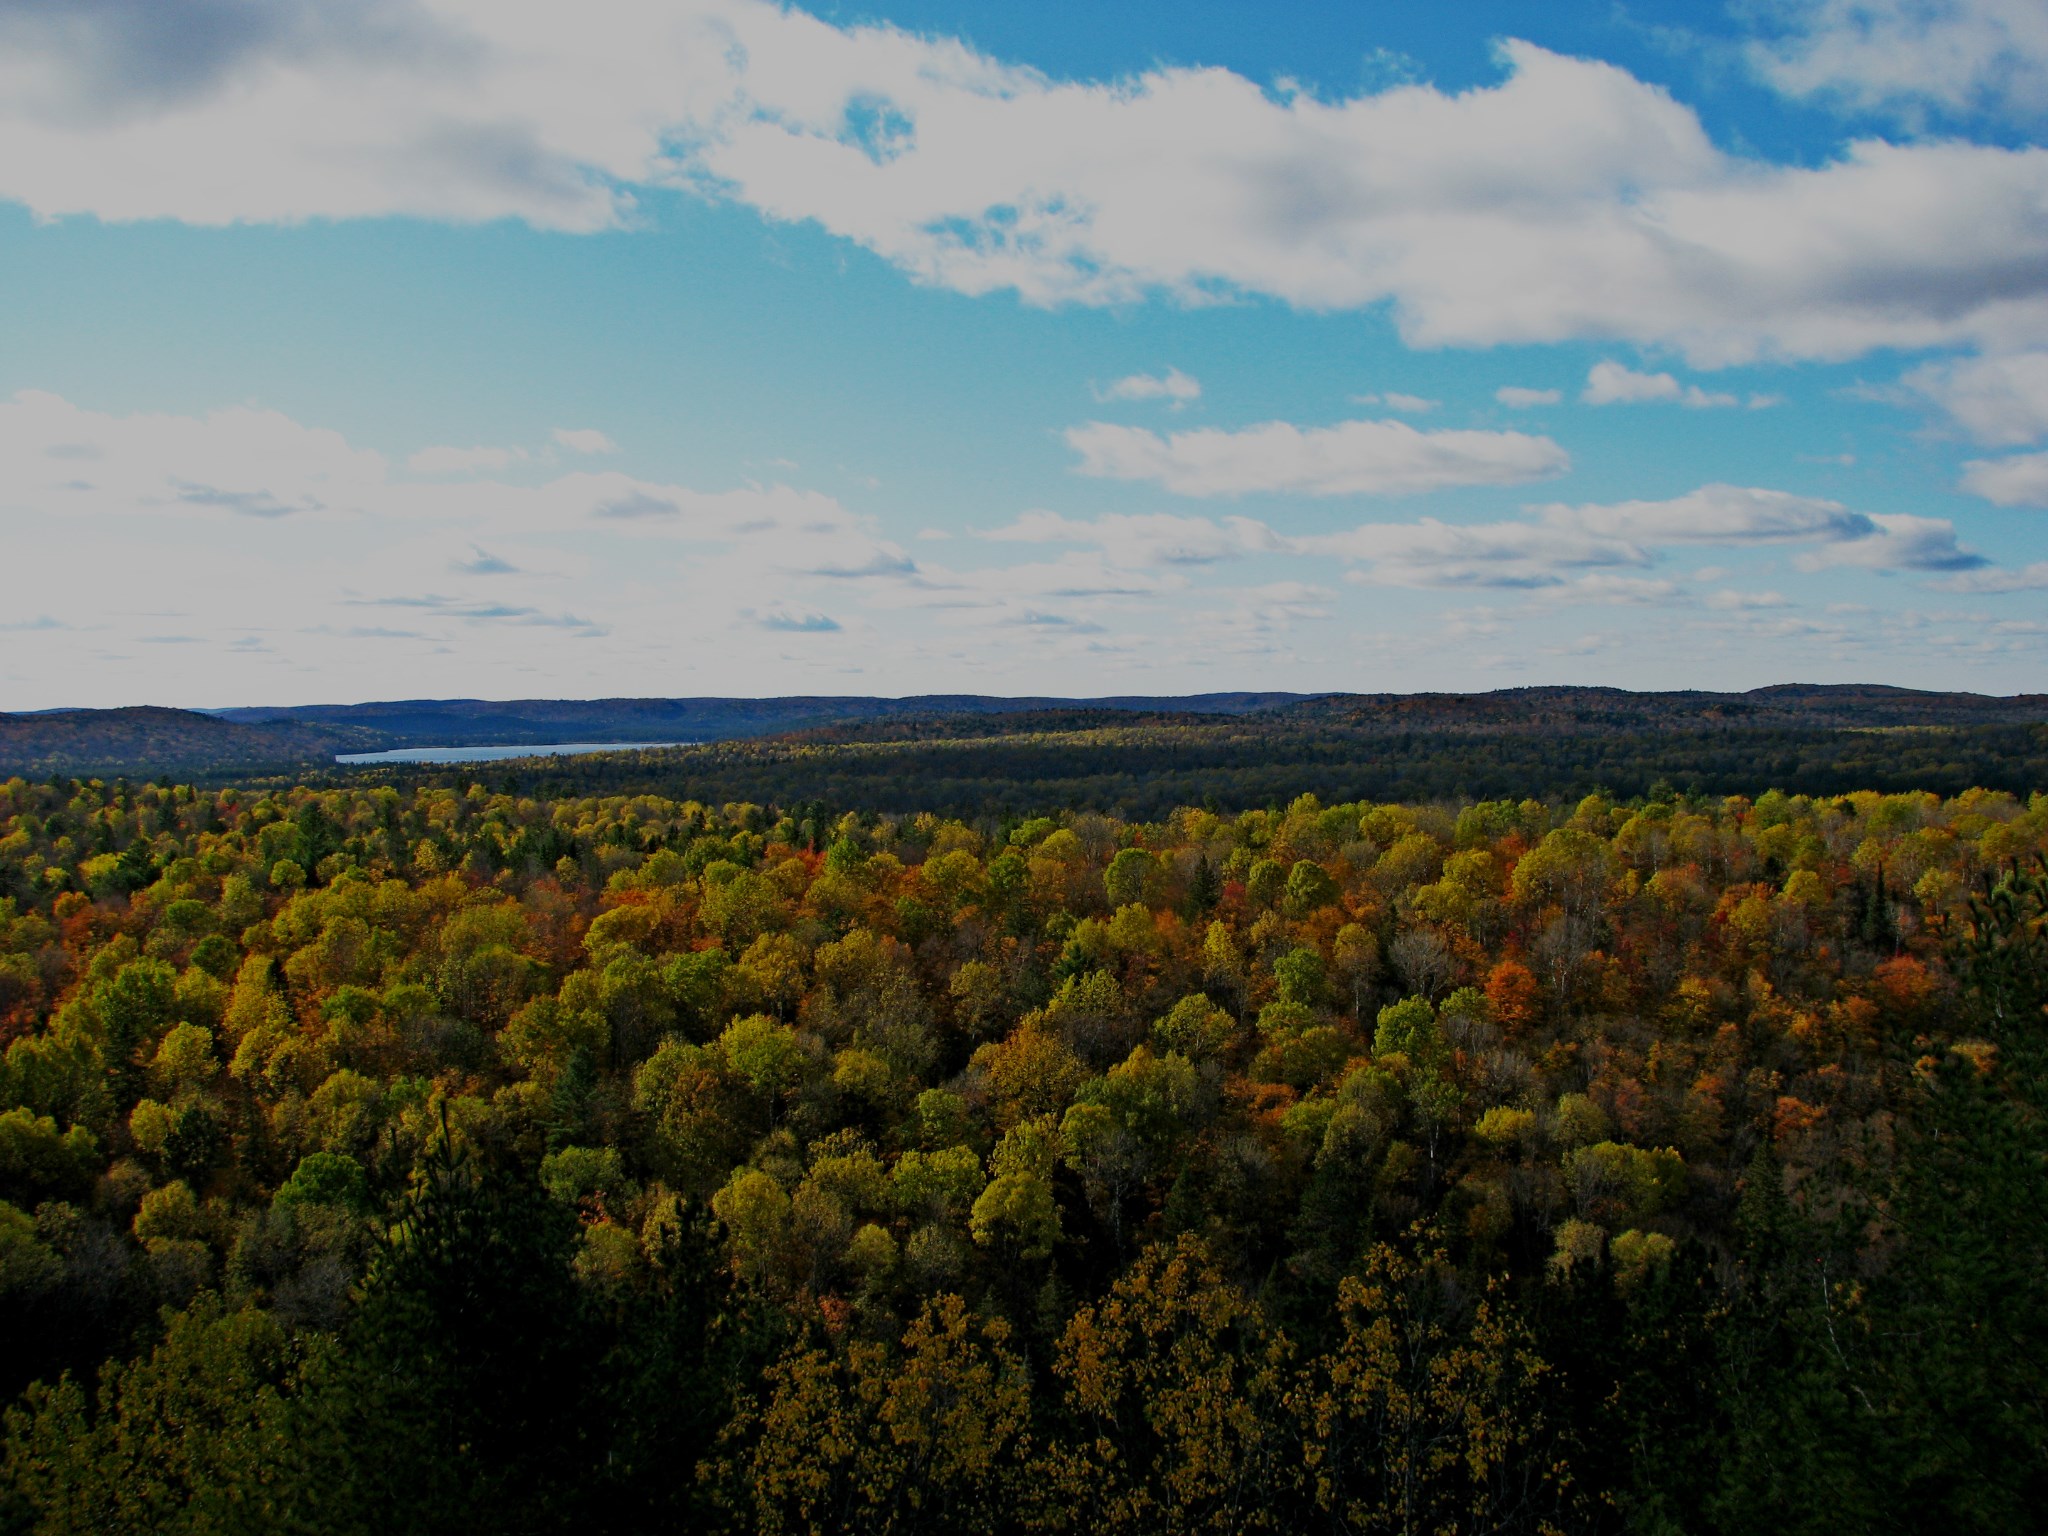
[1037,1234,1291,1534]
[1282,1238,1570,1535]
[719,1293,1031,1536]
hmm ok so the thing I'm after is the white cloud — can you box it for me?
[451,546,519,575]
[1960,449,2048,503]
[350,593,608,635]
[1355,392,1438,413]
[1546,484,1873,543]
[0,387,962,698]
[1,385,2031,702]
[1304,517,1646,589]
[1583,361,1683,404]
[1750,0,2048,122]
[553,427,618,455]
[1706,589,1792,610]
[1536,573,1683,605]
[409,443,527,474]
[1095,368,1201,404]
[991,483,1990,595]
[753,608,842,632]
[0,388,387,518]
[409,429,614,475]
[1299,483,1987,589]
[1496,386,1561,408]
[1065,416,1568,497]
[1794,512,1985,571]
[1933,560,2048,592]
[1582,360,1739,408]
[5,6,2048,362]
[1906,351,2048,444]
[984,509,1283,566]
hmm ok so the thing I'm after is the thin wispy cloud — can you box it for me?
[1065,417,1569,497]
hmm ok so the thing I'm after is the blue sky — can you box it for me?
[2,0,2047,708]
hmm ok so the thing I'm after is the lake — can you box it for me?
[335,741,691,765]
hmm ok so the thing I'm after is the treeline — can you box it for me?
[423,719,2048,819]
[0,773,2043,1532]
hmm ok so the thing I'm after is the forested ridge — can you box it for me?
[4,684,2044,786]
[0,770,2043,1532]
[440,714,2048,818]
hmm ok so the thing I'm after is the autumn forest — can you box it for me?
[0,768,2042,1533]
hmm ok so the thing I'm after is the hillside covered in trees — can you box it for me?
[3,685,2045,790]
[0,709,376,780]
[0,770,2043,1533]
[461,708,2048,817]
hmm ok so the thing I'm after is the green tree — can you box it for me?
[1,1299,302,1536]
[286,1127,596,1535]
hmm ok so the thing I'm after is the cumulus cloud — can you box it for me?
[1065,416,1568,497]
[1355,392,1438,413]
[0,0,448,119]
[1794,513,1986,571]
[553,427,617,454]
[6,4,2048,362]
[1496,386,1561,408]
[1545,484,1874,543]
[1959,448,2048,503]
[1095,368,1200,404]
[1750,0,2048,122]
[1906,351,2048,444]
[1582,360,1739,408]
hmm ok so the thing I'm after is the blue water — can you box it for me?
[335,741,690,765]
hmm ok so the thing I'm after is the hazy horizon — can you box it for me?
[19,678,2048,719]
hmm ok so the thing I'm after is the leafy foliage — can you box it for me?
[0,769,2042,1531]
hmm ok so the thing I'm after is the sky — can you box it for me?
[2,0,2048,709]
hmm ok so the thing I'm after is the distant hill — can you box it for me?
[1276,684,2048,734]
[455,689,2048,816]
[0,707,368,778]
[0,694,1309,778]
[5,685,2045,784]
[207,692,1313,747]
[785,684,2048,745]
